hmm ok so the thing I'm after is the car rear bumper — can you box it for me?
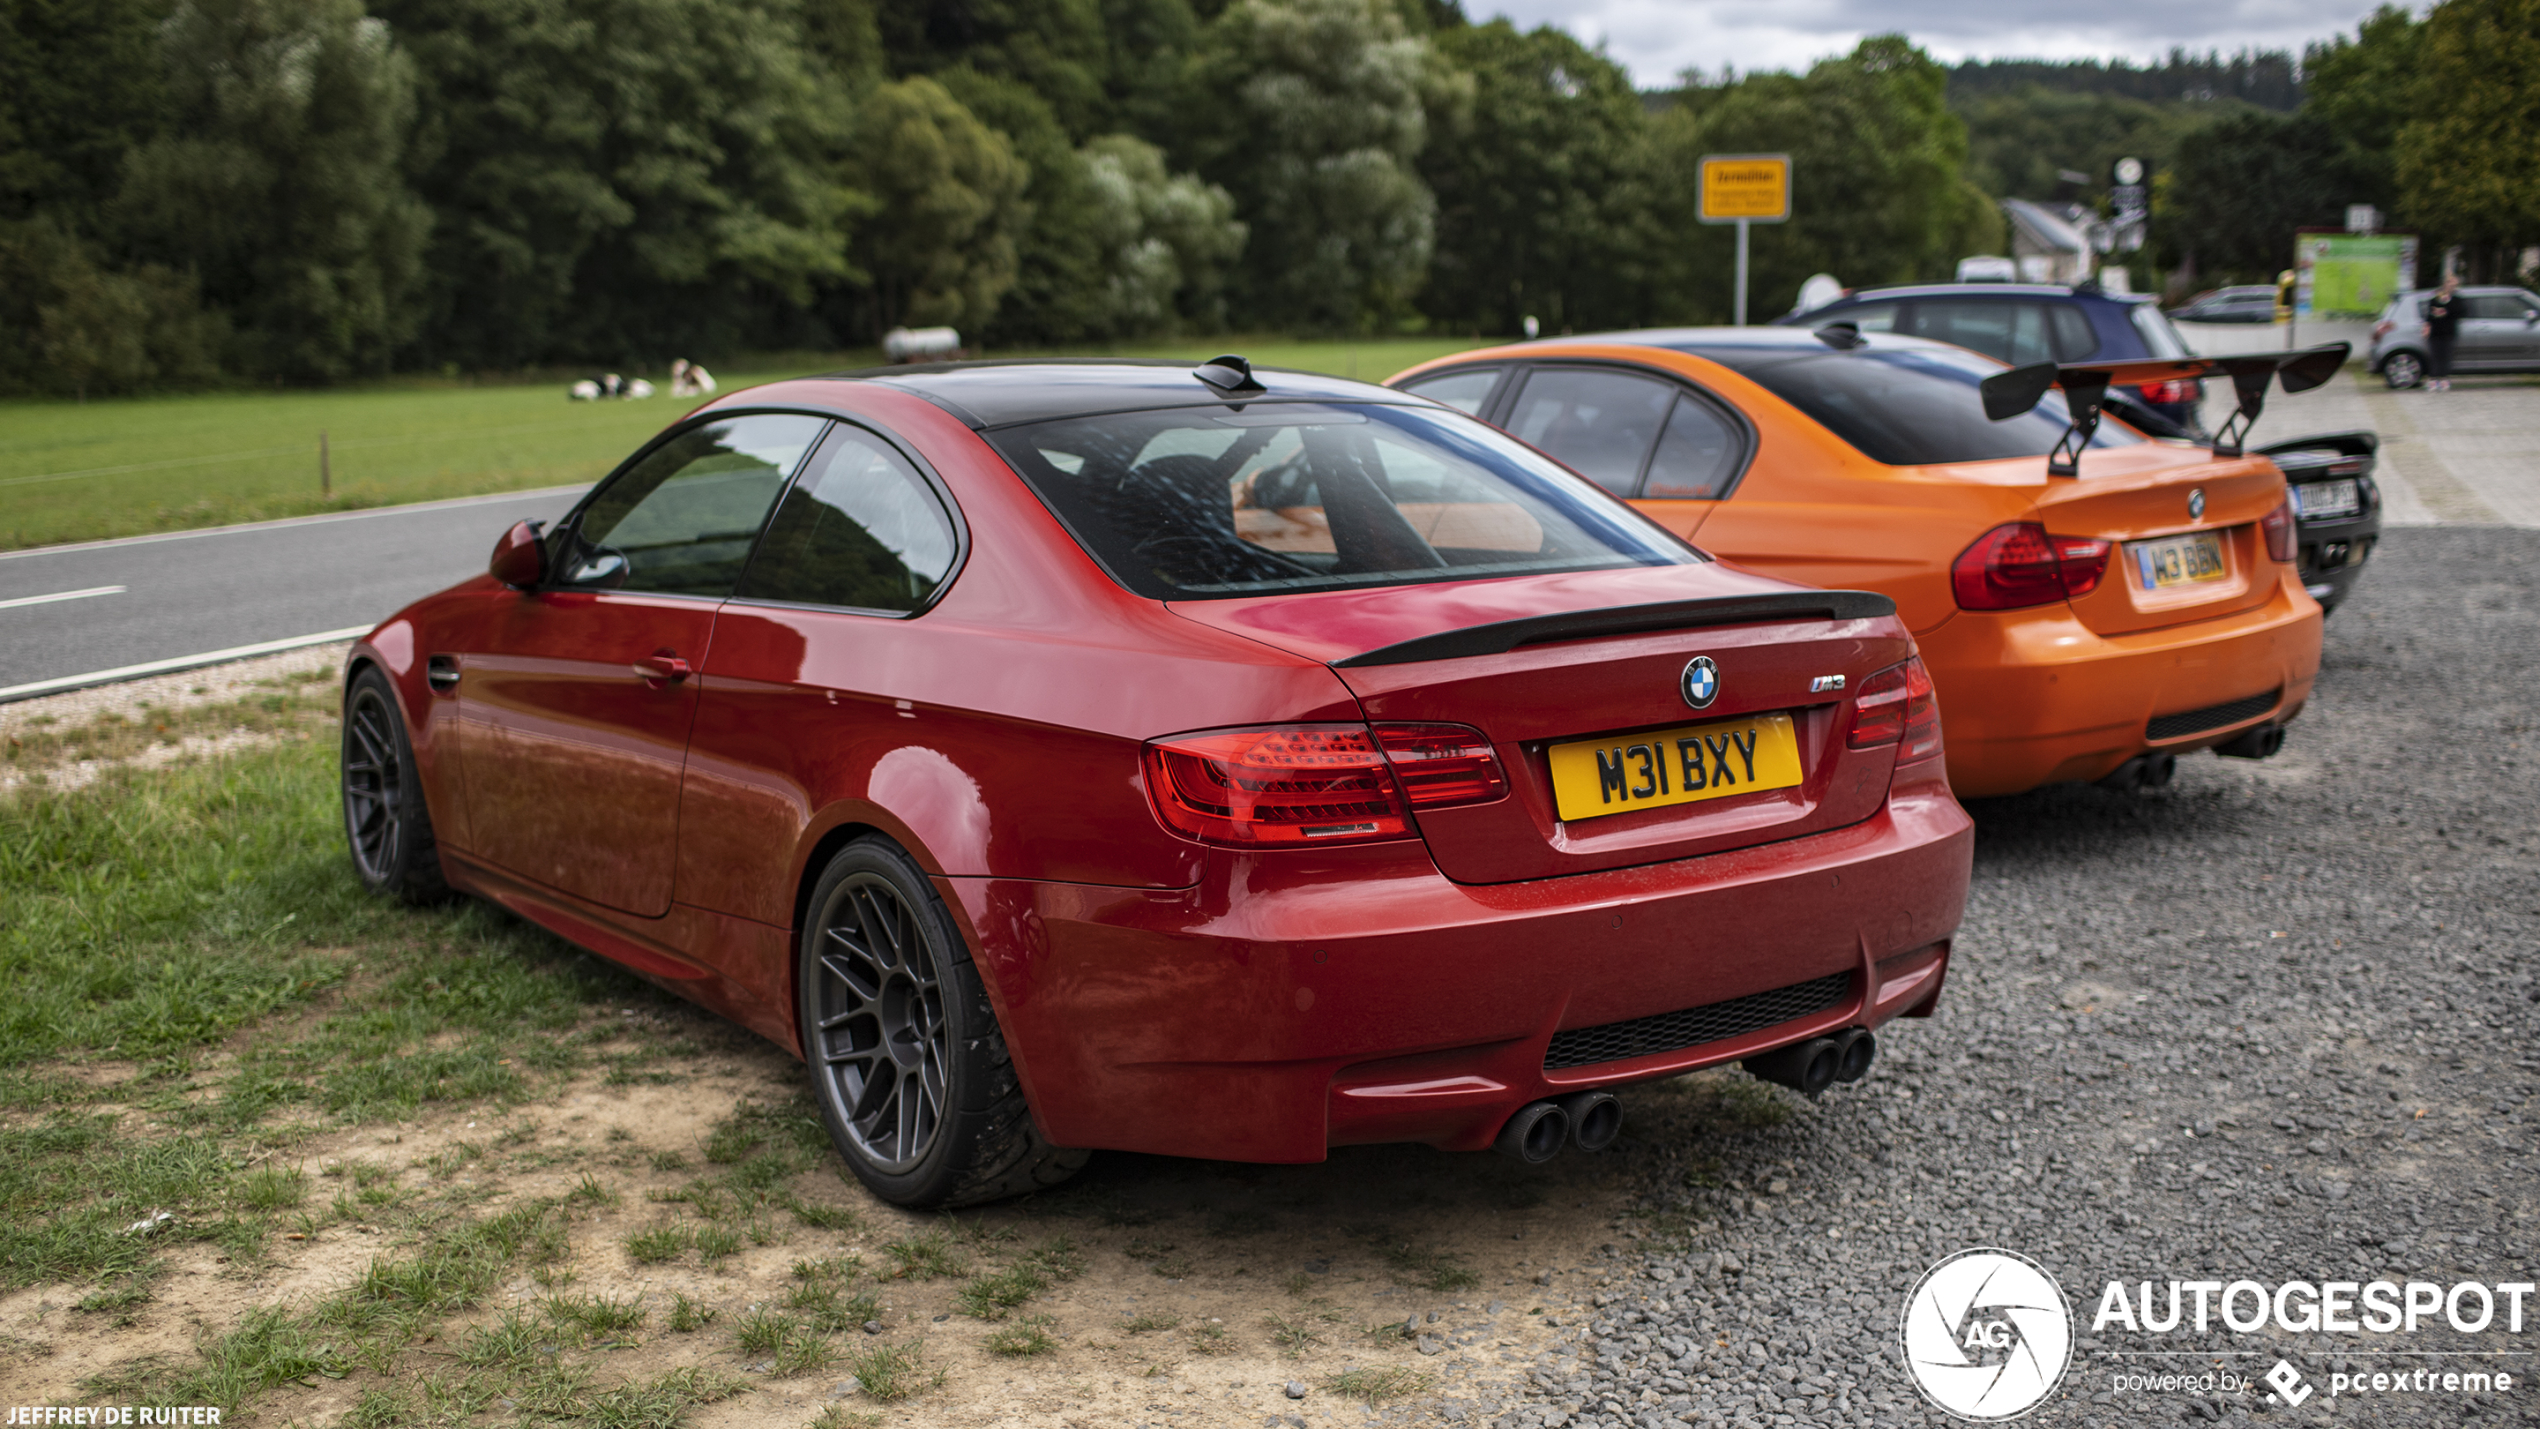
[2295,509,2382,610]
[1922,572,2323,796]
[937,778,1972,1163]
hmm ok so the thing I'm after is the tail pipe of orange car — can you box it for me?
[1494,1090,1625,1163]
[1743,1028,1877,1098]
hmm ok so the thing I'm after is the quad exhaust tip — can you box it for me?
[1745,1028,1876,1097]
[2098,752,2177,793]
[2215,722,2286,760]
[1495,1090,1627,1162]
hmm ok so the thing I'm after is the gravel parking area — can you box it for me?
[1485,527,2540,1429]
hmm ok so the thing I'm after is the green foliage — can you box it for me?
[2160,110,2357,282]
[1420,20,1650,335]
[2306,5,2425,212]
[1186,0,1445,330]
[2395,0,2540,261]
[112,0,431,381]
[373,0,864,369]
[1653,36,1995,320]
[848,77,1028,335]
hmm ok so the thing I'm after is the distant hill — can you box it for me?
[1946,50,2302,111]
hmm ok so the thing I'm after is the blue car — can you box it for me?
[1777,282,2207,438]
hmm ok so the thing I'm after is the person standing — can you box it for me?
[2422,274,2462,391]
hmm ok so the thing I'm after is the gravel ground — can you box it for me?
[1476,527,2540,1429]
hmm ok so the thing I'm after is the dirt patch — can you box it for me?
[1,1021,1676,1425]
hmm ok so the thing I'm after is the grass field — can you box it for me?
[0,337,1489,552]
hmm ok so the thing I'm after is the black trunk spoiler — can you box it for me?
[1980,344,2351,477]
[1332,590,1896,668]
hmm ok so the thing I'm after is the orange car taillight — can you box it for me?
[2261,498,2297,562]
[1847,658,1941,763]
[1951,523,2109,610]
[1141,722,1504,846]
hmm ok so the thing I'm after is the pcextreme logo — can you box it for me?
[1900,1248,2075,1420]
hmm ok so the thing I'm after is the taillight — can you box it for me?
[1951,523,2108,610]
[2373,320,2392,339]
[1370,722,1508,807]
[2134,378,2198,405]
[2261,498,2296,562]
[1848,657,1941,763]
[1141,722,1504,847]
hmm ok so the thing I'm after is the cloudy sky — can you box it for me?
[1479,0,2391,87]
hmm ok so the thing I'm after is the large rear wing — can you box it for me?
[1978,344,2351,477]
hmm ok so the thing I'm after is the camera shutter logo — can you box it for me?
[1900,1248,2073,1420]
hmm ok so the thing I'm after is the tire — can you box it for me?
[797,837,1086,1208]
[2382,351,2424,389]
[342,666,450,902]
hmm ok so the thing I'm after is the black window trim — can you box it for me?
[1443,358,1759,503]
[720,412,973,621]
[541,407,971,617]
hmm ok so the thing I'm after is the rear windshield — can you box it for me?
[985,402,1699,600]
[1685,344,2142,466]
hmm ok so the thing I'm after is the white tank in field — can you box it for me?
[883,327,964,363]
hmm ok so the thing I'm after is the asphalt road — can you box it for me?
[0,487,583,699]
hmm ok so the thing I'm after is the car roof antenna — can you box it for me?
[1193,354,1266,396]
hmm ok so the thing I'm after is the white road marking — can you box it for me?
[0,626,375,704]
[0,484,588,562]
[0,585,126,611]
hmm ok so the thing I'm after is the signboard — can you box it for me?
[1698,154,1790,224]
[2295,232,2417,318]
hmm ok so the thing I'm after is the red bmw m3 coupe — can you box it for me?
[340,357,1973,1208]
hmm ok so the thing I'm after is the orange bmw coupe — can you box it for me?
[1390,330,2346,797]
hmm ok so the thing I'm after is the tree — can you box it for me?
[1183,0,1448,330]
[1650,37,1997,321]
[107,0,430,381]
[2305,5,2425,215]
[2160,110,2355,283]
[0,0,168,224]
[1420,20,1653,335]
[2395,0,2540,274]
[1082,134,1246,331]
[375,0,865,368]
[847,76,1027,335]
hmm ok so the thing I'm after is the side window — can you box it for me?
[1640,394,1744,499]
[1830,303,1900,333]
[735,425,960,612]
[558,415,827,597]
[1908,301,2022,364]
[2466,294,2529,320]
[1505,367,1678,496]
[2048,304,2100,360]
[1400,367,1502,415]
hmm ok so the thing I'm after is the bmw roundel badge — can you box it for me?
[2188,487,2207,520]
[1681,656,1720,710]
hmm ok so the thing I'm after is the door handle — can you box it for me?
[633,652,692,684]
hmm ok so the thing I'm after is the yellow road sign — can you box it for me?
[1698,154,1790,223]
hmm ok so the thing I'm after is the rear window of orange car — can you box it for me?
[1686,344,2143,467]
[984,402,1701,600]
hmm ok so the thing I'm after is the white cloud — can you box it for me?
[1476,0,2395,88]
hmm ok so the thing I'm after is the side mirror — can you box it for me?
[490,519,546,588]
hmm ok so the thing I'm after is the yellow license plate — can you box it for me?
[1547,712,1803,823]
[2131,531,2227,589]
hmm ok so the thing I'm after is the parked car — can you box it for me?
[1779,281,2209,438]
[2369,286,2540,388]
[2173,286,2284,324]
[342,358,1974,1207]
[1391,330,2331,798]
[2260,432,2382,614]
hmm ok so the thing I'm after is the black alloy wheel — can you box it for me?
[807,865,950,1173]
[797,837,1087,1208]
[341,666,447,901]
